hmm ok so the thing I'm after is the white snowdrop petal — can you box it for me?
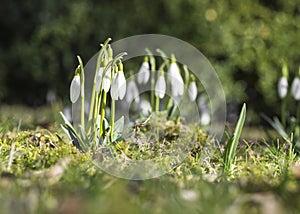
[168,62,184,97]
[137,62,150,84]
[291,77,300,101]
[126,81,139,103]
[70,75,80,103]
[201,111,210,125]
[155,76,166,99]
[110,74,119,100]
[140,100,152,115]
[118,72,127,100]
[102,68,111,92]
[188,82,197,101]
[278,77,288,99]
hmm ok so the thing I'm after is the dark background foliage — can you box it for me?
[0,0,299,120]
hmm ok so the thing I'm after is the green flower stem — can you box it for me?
[155,95,160,112]
[146,49,156,109]
[93,91,102,141]
[88,38,111,132]
[151,70,155,109]
[156,49,169,64]
[110,64,117,142]
[99,91,107,136]
[166,98,173,110]
[281,97,287,128]
[110,99,115,142]
[297,101,300,123]
[77,56,85,131]
[295,101,300,139]
[183,65,190,89]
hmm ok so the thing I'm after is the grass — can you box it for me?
[1,104,300,214]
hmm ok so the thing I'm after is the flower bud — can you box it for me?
[278,77,288,99]
[70,74,80,103]
[137,57,150,84]
[291,77,300,101]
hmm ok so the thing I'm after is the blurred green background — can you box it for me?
[0,0,299,121]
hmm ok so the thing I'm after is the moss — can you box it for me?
[0,129,82,175]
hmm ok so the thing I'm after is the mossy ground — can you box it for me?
[1,104,300,214]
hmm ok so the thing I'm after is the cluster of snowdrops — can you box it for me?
[61,38,210,151]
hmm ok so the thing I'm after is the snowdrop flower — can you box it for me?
[137,56,150,84]
[70,74,80,103]
[111,63,126,100]
[139,100,152,115]
[278,63,289,99]
[198,96,210,125]
[278,77,288,99]
[126,80,140,103]
[102,67,112,92]
[291,69,300,101]
[168,56,184,97]
[200,111,210,126]
[155,70,166,99]
[188,75,197,101]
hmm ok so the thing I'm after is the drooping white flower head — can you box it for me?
[126,80,140,104]
[168,56,184,97]
[278,77,288,99]
[111,63,126,100]
[102,67,112,92]
[198,96,210,126]
[200,111,210,126]
[278,63,289,99]
[155,71,166,99]
[188,81,197,101]
[70,74,80,103]
[137,57,150,84]
[139,100,152,115]
[291,77,300,101]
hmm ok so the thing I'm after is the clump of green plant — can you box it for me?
[60,38,210,157]
[263,65,300,151]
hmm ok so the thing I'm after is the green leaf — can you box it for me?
[261,114,289,139]
[114,116,124,134]
[110,116,125,142]
[224,103,246,172]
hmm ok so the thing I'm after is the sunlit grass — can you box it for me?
[1,104,300,213]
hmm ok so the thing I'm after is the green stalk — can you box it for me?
[77,56,85,131]
[155,95,160,112]
[297,101,300,123]
[296,101,300,139]
[281,97,287,128]
[93,92,101,141]
[88,38,111,131]
[110,99,115,141]
[99,91,107,136]
[146,49,156,109]
[183,65,190,89]
[151,70,155,109]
